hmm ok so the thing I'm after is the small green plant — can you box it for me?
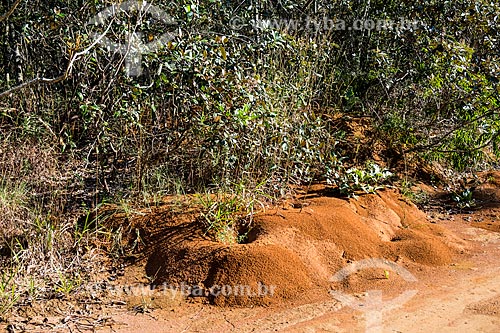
[74,209,95,246]
[400,179,429,205]
[26,277,38,299]
[117,199,143,219]
[0,181,28,208]
[55,272,81,296]
[452,188,476,209]
[196,182,266,244]
[334,162,393,197]
[197,193,244,244]
[74,203,120,248]
[0,269,19,318]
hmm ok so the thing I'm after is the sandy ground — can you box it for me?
[3,181,500,333]
[92,220,500,333]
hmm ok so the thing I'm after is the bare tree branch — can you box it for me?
[0,0,22,23]
[0,20,114,100]
[404,108,500,154]
[0,75,66,99]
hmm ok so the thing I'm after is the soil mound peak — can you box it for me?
[145,188,457,306]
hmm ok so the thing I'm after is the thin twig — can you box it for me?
[404,108,500,153]
[0,18,114,99]
[180,307,205,333]
[0,0,22,23]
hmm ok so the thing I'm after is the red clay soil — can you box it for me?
[142,188,459,307]
[7,175,500,332]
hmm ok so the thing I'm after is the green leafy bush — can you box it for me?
[330,162,393,197]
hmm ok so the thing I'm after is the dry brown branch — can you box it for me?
[0,0,22,23]
[0,20,113,100]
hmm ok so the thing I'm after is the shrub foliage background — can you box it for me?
[2,0,499,197]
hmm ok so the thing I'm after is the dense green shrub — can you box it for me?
[1,0,499,201]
